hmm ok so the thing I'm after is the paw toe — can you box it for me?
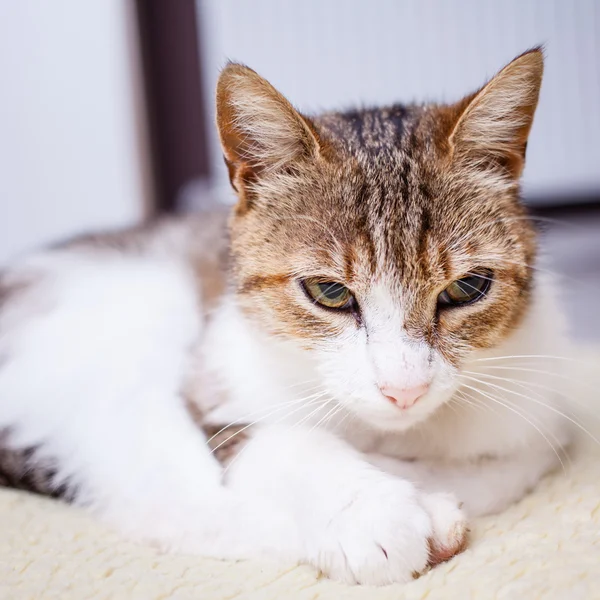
[422,492,469,566]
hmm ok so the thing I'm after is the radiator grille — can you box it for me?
[196,0,600,204]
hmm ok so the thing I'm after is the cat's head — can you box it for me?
[216,49,542,430]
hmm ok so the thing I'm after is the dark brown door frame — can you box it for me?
[135,0,211,213]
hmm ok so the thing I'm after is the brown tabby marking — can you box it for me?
[0,431,76,500]
[185,398,249,467]
[217,50,542,365]
[203,424,249,467]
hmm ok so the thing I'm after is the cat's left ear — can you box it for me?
[216,63,324,204]
[448,48,544,180]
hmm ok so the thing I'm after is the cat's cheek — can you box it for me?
[434,279,532,361]
[416,361,461,414]
[314,331,382,409]
[432,357,460,391]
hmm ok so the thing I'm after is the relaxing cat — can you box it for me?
[0,48,572,585]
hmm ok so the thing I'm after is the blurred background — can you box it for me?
[0,0,599,338]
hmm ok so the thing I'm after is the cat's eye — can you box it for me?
[302,279,354,310]
[438,271,492,307]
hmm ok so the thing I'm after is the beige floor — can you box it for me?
[1,426,599,600]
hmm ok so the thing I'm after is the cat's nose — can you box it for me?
[380,384,429,409]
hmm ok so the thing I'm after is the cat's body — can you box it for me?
[0,49,573,585]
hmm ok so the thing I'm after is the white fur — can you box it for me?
[309,280,456,430]
[0,243,572,585]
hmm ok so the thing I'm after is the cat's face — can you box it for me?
[217,50,542,430]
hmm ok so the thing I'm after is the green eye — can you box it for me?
[302,279,354,309]
[438,271,492,307]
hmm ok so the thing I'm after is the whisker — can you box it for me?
[216,398,330,478]
[451,277,493,300]
[459,374,600,447]
[218,394,333,478]
[458,381,567,470]
[208,393,328,456]
[331,407,355,434]
[292,396,337,430]
[204,390,328,445]
[322,405,345,429]
[474,365,597,394]
[463,271,513,291]
[472,354,576,363]
[469,386,572,469]
[454,390,494,415]
[463,369,597,416]
[311,402,344,433]
[284,379,324,391]
[270,394,332,428]
[445,398,462,417]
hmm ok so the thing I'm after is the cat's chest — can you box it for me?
[338,403,525,461]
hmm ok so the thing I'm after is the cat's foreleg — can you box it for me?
[0,253,292,560]
[368,447,561,517]
[224,425,468,584]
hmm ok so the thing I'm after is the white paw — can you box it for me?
[422,492,469,566]
[306,479,467,585]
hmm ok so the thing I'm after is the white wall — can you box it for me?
[197,0,600,205]
[0,1,150,264]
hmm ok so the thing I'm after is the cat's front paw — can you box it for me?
[306,479,467,585]
[423,492,469,567]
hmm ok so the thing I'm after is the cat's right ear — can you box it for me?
[216,63,324,209]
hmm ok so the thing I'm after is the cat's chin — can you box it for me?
[366,416,423,433]
[350,402,444,433]
[334,384,455,433]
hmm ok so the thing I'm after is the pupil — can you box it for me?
[459,277,481,294]
[453,275,483,301]
[319,283,344,299]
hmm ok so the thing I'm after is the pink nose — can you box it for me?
[380,384,429,409]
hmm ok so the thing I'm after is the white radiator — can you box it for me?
[196,0,600,205]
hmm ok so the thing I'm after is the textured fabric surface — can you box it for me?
[1,355,599,600]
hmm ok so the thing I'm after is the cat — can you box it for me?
[0,48,573,585]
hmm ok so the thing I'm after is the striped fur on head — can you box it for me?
[216,50,542,428]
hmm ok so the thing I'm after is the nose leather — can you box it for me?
[380,384,429,409]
